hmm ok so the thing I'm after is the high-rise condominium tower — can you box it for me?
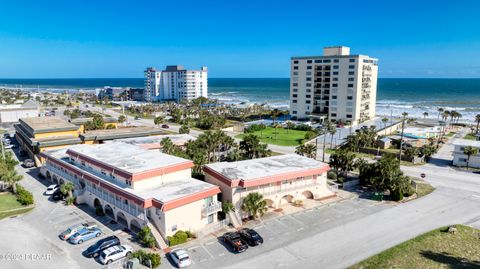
[289,46,378,125]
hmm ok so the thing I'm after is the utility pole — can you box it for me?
[398,113,407,164]
[322,130,327,162]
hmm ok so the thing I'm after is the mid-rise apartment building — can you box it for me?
[452,139,480,168]
[144,65,208,102]
[40,142,222,241]
[290,46,378,125]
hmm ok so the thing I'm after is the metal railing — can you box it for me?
[202,202,222,216]
[260,182,321,197]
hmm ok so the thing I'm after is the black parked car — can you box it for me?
[222,232,248,253]
[51,189,66,201]
[239,228,263,246]
[84,236,120,258]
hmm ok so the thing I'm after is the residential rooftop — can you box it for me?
[80,127,164,141]
[453,139,480,148]
[204,154,329,182]
[65,142,192,174]
[112,134,196,149]
[19,117,79,134]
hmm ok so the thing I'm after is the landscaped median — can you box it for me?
[0,191,34,220]
[349,225,480,269]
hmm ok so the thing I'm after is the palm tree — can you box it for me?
[381,118,389,136]
[154,116,165,126]
[179,124,190,134]
[398,112,408,163]
[0,169,22,194]
[295,144,317,159]
[329,125,337,149]
[60,182,75,199]
[160,137,175,154]
[118,115,126,123]
[286,121,295,134]
[423,112,429,119]
[475,114,480,134]
[463,146,478,170]
[242,192,268,219]
[437,108,444,120]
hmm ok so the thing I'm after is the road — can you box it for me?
[216,130,480,269]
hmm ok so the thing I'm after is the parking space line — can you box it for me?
[201,244,215,260]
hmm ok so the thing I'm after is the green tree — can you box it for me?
[463,146,478,170]
[475,114,480,134]
[381,117,389,136]
[239,134,271,159]
[242,192,268,219]
[328,149,356,177]
[286,121,295,134]
[423,112,429,118]
[0,167,22,193]
[154,116,165,126]
[295,144,316,159]
[437,107,444,120]
[222,201,235,214]
[179,124,190,134]
[160,138,175,155]
[118,115,127,123]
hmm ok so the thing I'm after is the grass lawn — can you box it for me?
[446,131,456,137]
[236,127,308,146]
[0,192,33,220]
[415,182,436,198]
[464,133,477,140]
[349,225,480,269]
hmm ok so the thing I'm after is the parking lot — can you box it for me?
[0,152,141,269]
[160,198,392,269]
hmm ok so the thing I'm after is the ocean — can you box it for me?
[1,78,479,122]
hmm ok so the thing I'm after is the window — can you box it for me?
[333,65,339,69]
[292,83,298,86]
[293,71,298,75]
[293,60,299,64]
[332,83,338,87]
[331,113,337,117]
[293,66,298,70]
[292,94,297,97]
[306,71,312,75]
[333,77,338,81]
[306,95,311,98]
[292,111,297,114]
[293,88,298,92]
[348,84,354,87]
[323,59,331,63]
[306,77,311,81]
[307,60,312,64]
[347,96,353,100]
[307,66,312,70]
[314,60,321,63]
[347,101,353,106]
[306,83,311,87]
[349,59,355,62]
[81,161,85,167]
[172,225,177,232]
[332,95,337,99]
[348,77,355,81]
[333,71,338,75]
[306,100,311,104]
[334,59,339,63]
[346,114,352,118]
[348,71,355,75]
[292,100,297,103]
[349,65,355,69]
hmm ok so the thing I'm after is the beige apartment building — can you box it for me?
[203,154,333,219]
[39,142,222,243]
[290,46,378,125]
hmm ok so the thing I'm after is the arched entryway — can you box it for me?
[264,198,276,208]
[130,219,142,233]
[104,204,115,219]
[46,171,52,180]
[94,198,102,209]
[301,190,314,199]
[279,194,295,206]
[116,211,128,227]
[59,178,65,185]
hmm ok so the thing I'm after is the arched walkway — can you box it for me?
[301,190,314,199]
[94,198,102,209]
[279,194,295,206]
[130,219,142,233]
[59,179,65,185]
[264,198,276,208]
[46,171,51,180]
[116,211,128,227]
[104,204,114,219]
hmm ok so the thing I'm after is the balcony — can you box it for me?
[202,202,222,217]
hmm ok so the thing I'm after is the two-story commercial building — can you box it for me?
[203,154,333,217]
[452,139,480,168]
[39,142,222,242]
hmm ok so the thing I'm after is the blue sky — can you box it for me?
[0,0,479,78]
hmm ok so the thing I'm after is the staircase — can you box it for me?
[227,211,242,228]
[146,221,169,250]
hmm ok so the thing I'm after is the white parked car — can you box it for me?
[45,184,60,195]
[99,245,133,265]
[170,248,192,268]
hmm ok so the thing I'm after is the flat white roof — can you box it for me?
[205,154,328,181]
[46,146,216,202]
[113,134,195,146]
[65,142,191,174]
[453,139,480,148]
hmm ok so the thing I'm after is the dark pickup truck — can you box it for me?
[223,232,248,253]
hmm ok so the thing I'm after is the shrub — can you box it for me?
[245,124,266,133]
[167,230,189,246]
[303,131,318,141]
[131,250,161,268]
[294,124,312,131]
[185,230,194,239]
[327,171,337,180]
[391,188,404,201]
[65,196,75,205]
[16,184,34,205]
[404,185,416,197]
[137,226,157,248]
